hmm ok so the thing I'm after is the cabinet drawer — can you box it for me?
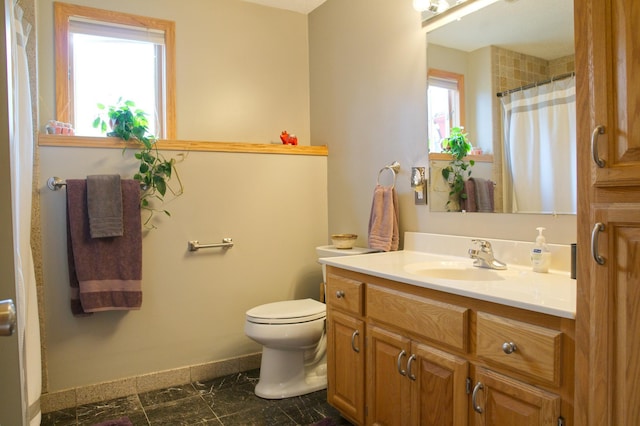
[326,273,363,316]
[367,284,468,351]
[476,312,562,385]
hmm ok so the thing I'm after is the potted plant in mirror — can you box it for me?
[441,126,474,211]
[93,98,183,228]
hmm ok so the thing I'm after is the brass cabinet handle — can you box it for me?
[472,382,484,413]
[502,342,517,354]
[351,330,360,353]
[591,125,606,168]
[407,354,417,381]
[336,290,345,298]
[397,350,407,376]
[591,222,606,265]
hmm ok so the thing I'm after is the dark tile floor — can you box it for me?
[41,369,353,426]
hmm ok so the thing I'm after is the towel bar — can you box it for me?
[376,161,400,188]
[188,238,234,252]
[47,176,147,191]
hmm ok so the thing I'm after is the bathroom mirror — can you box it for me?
[426,0,576,214]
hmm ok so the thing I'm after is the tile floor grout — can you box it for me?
[42,369,352,425]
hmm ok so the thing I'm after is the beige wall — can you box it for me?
[309,0,576,246]
[38,147,327,391]
[37,0,311,144]
[36,0,327,392]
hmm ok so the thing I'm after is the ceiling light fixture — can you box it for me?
[413,0,450,13]
[422,0,500,32]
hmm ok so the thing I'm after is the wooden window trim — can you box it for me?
[54,2,177,139]
[427,68,466,127]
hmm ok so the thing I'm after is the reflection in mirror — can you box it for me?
[425,0,575,214]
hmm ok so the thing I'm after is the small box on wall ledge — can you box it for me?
[331,234,358,249]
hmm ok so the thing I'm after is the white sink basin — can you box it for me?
[404,261,517,282]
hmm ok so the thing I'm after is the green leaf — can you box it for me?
[155,178,167,196]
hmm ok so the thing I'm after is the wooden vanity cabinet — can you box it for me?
[325,266,574,426]
[326,272,366,425]
[367,324,470,426]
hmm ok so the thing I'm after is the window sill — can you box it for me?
[38,134,328,157]
[428,152,493,163]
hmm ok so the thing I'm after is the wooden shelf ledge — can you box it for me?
[38,134,328,157]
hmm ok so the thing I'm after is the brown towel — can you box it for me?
[367,184,399,252]
[67,179,142,316]
[473,178,495,212]
[87,174,123,238]
[462,179,477,212]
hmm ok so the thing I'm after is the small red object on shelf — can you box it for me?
[280,130,298,145]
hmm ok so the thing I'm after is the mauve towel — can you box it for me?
[368,184,399,252]
[67,179,142,316]
[87,174,123,238]
[473,177,495,212]
[463,179,477,212]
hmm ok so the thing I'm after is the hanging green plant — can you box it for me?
[441,126,474,211]
[93,98,183,227]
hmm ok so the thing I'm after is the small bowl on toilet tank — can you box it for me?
[331,234,358,249]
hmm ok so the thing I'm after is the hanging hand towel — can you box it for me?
[368,184,399,252]
[87,174,123,238]
[66,179,142,316]
[463,179,477,212]
[473,178,495,212]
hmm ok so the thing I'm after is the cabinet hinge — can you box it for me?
[466,377,472,394]
[557,416,565,426]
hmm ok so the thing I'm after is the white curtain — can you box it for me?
[500,77,577,214]
[9,1,41,424]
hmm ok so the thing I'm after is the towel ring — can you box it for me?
[376,161,400,189]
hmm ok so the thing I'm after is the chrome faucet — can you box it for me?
[468,239,507,270]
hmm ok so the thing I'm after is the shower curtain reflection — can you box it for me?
[500,76,577,214]
[9,1,41,424]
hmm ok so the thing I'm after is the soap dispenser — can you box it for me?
[531,227,551,273]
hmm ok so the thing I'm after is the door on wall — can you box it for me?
[0,0,26,423]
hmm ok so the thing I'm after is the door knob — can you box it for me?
[0,299,17,337]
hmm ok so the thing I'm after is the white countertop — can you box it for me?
[320,250,576,319]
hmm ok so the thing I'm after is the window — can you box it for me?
[54,3,176,139]
[427,69,465,153]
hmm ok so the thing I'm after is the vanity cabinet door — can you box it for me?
[366,325,411,426]
[327,309,365,425]
[470,367,561,426]
[588,206,640,425]
[410,342,469,426]
[585,0,640,187]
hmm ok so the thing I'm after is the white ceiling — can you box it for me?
[241,0,327,14]
[426,0,575,60]
[240,0,574,61]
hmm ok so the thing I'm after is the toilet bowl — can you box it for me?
[245,298,327,399]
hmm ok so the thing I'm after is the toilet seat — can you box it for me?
[246,298,326,325]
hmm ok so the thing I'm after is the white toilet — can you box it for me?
[245,298,327,399]
[244,245,374,399]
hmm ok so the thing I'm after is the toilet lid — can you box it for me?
[246,298,326,324]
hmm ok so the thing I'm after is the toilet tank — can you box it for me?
[316,245,377,284]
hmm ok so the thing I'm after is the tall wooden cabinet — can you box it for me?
[575,0,640,425]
